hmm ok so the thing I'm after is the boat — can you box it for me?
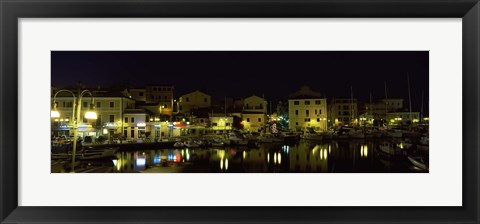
[397,141,413,150]
[408,156,429,171]
[210,139,225,147]
[228,131,250,145]
[377,142,406,157]
[184,140,200,148]
[301,128,323,141]
[173,141,184,148]
[257,134,284,143]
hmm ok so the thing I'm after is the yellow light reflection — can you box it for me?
[267,153,270,163]
[278,153,282,164]
[220,159,223,170]
[225,159,229,170]
[243,151,246,159]
[274,153,277,164]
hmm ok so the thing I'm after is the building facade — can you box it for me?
[241,95,267,133]
[330,98,358,127]
[179,90,211,113]
[386,112,420,125]
[145,84,174,115]
[365,98,404,119]
[288,86,328,132]
[129,88,146,102]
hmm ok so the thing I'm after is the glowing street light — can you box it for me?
[51,89,97,173]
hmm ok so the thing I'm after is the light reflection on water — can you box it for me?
[105,139,428,173]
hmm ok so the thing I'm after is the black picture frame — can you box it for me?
[1,0,479,223]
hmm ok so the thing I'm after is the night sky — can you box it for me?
[52,51,428,112]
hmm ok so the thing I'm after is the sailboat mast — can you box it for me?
[384,81,388,124]
[350,86,354,126]
[407,73,412,124]
[421,91,424,123]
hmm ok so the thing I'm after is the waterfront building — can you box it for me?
[330,98,358,127]
[51,89,136,140]
[179,90,211,113]
[209,115,234,134]
[129,88,146,102]
[241,95,267,133]
[386,112,421,125]
[365,98,404,120]
[288,86,328,132]
[145,84,174,116]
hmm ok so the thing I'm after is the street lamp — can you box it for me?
[51,89,97,173]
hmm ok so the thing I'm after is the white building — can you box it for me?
[51,92,136,140]
[288,86,328,132]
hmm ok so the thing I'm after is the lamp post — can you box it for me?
[51,89,97,173]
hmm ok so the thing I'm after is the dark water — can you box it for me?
[60,139,429,173]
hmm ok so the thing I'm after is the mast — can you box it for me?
[421,91,424,123]
[350,86,354,126]
[407,73,412,126]
[384,81,388,126]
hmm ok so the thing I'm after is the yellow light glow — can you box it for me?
[274,153,277,164]
[225,159,229,170]
[243,151,246,159]
[323,150,328,160]
[51,110,60,118]
[85,111,98,120]
[267,153,270,163]
[220,159,223,170]
[54,119,59,122]
[103,129,108,134]
[278,153,281,164]
[65,119,69,122]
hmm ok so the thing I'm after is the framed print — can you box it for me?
[1,0,479,223]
